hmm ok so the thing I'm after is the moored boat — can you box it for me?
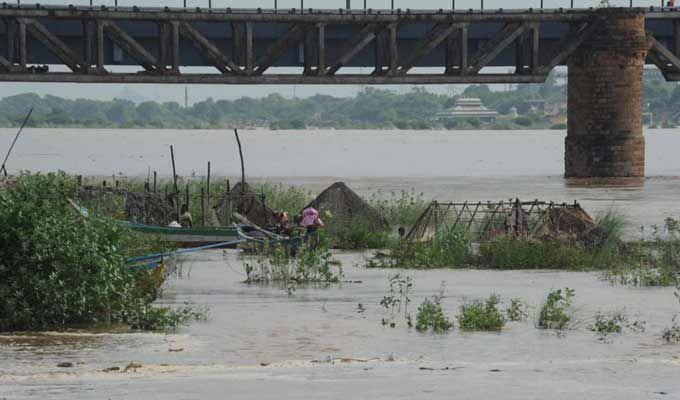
[120,221,248,248]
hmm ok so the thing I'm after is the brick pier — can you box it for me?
[565,9,650,179]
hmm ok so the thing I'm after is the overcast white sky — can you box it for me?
[0,0,663,103]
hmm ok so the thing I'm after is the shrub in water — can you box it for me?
[457,294,506,331]
[0,173,197,332]
[244,242,342,285]
[380,274,414,327]
[537,288,575,330]
[415,284,453,333]
[506,298,529,322]
[367,227,471,269]
[589,312,645,337]
[603,219,680,287]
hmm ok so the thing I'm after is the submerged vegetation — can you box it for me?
[602,218,680,287]
[0,173,205,332]
[457,294,506,331]
[415,286,454,334]
[537,288,575,330]
[588,312,645,337]
[663,285,680,344]
[243,242,342,287]
[380,274,414,328]
[506,298,529,322]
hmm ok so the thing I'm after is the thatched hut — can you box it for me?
[213,182,277,227]
[303,182,388,230]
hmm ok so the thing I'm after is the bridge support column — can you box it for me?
[565,9,650,179]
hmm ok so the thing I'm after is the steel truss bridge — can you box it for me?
[0,4,679,84]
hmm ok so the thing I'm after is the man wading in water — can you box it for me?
[300,207,324,249]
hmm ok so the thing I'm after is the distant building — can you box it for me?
[438,98,498,122]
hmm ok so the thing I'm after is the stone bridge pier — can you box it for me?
[566,9,650,179]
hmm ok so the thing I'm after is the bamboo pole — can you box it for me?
[153,171,157,192]
[207,161,211,208]
[201,187,206,227]
[0,108,32,177]
[170,145,179,218]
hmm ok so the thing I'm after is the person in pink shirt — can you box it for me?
[300,207,324,248]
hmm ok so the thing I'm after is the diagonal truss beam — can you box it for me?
[467,23,527,75]
[254,24,309,75]
[103,21,160,72]
[0,55,13,71]
[179,22,240,75]
[19,18,83,72]
[538,20,600,74]
[326,23,382,76]
[398,23,461,75]
[648,35,680,72]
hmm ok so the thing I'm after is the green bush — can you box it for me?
[415,284,453,333]
[457,294,506,331]
[550,123,567,130]
[537,288,574,330]
[367,228,471,269]
[0,173,198,332]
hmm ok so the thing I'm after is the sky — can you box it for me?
[0,0,662,103]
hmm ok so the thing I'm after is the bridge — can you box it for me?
[1,4,680,179]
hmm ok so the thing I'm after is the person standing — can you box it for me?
[300,207,324,248]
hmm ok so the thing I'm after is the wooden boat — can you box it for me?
[120,221,249,248]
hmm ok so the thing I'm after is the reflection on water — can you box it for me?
[2,251,680,399]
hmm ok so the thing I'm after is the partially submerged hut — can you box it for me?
[303,182,388,230]
[124,191,176,226]
[213,182,277,227]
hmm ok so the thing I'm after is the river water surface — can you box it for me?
[1,129,679,399]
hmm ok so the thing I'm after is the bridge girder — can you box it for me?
[0,5,678,84]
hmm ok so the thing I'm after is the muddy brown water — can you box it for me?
[1,129,680,399]
[1,128,679,231]
[2,251,680,399]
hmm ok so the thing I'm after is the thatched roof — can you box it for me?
[303,182,388,230]
[214,181,277,227]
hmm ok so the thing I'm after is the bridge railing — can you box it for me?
[9,1,678,11]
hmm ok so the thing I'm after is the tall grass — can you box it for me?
[602,218,680,287]
[594,209,627,250]
[477,237,621,270]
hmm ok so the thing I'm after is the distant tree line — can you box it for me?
[0,71,677,130]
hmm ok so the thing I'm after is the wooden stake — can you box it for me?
[153,171,157,192]
[234,129,245,185]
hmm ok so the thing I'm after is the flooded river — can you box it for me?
[2,250,680,399]
[1,129,679,399]
[1,128,680,229]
